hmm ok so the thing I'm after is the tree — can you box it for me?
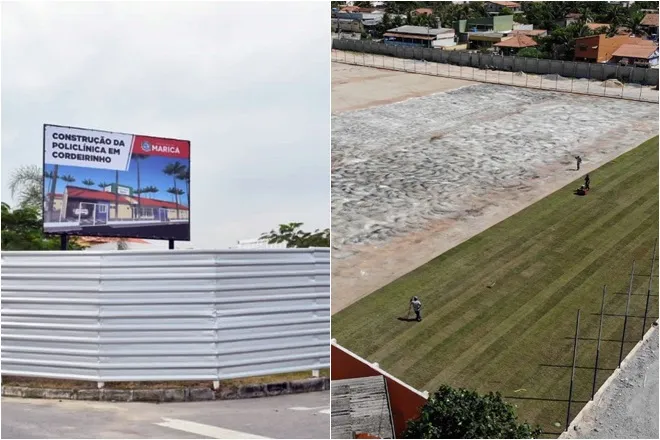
[82,179,95,188]
[260,222,330,248]
[1,202,83,251]
[98,181,110,190]
[8,164,43,210]
[499,7,514,16]
[114,170,120,219]
[516,47,548,59]
[131,153,149,219]
[167,187,185,219]
[163,161,187,219]
[140,185,159,200]
[176,167,190,208]
[402,385,542,439]
[626,9,648,36]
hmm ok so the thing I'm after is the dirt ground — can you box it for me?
[331,63,658,313]
[332,63,475,112]
[561,325,659,439]
[332,50,660,104]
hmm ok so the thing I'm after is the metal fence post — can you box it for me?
[566,309,581,431]
[642,239,657,339]
[525,57,529,88]
[619,260,636,368]
[591,286,607,400]
[587,64,591,95]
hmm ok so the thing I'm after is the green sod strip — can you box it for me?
[332,136,659,436]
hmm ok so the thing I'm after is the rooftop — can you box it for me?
[612,43,659,59]
[331,376,394,439]
[488,1,521,7]
[641,13,659,27]
[586,23,611,31]
[495,33,538,48]
[385,25,454,37]
[414,8,433,16]
[65,186,188,210]
[508,29,547,36]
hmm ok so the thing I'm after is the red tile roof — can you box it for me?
[612,44,658,59]
[414,8,433,16]
[495,34,538,48]
[489,1,521,7]
[641,13,659,27]
[66,186,131,204]
[138,197,188,211]
[77,236,150,245]
[586,23,610,31]
[65,186,188,210]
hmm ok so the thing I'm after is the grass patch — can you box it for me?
[332,137,659,435]
[1,369,329,390]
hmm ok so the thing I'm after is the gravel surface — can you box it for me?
[561,325,659,439]
[331,50,660,103]
[331,78,658,313]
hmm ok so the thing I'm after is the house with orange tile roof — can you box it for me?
[611,43,659,67]
[60,185,189,226]
[412,8,433,16]
[484,1,521,14]
[494,33,538,55]
[640,13,659,37]
[574,34,656,63]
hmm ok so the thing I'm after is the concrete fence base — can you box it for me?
[1,377,329,403]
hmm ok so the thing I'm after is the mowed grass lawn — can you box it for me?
[332,136,659,436]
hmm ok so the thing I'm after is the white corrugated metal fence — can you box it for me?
[1,248,330,383]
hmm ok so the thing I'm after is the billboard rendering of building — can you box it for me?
[43,124,191,241]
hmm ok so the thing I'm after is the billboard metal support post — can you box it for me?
[566,309,581,431]
[60,234,68,251]
[592,285,607,400]
[642,239,657,339]
[619,260,635,368]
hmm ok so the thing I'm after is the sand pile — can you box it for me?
[602,79,624,88]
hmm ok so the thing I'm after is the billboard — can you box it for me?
[43,124,190,241]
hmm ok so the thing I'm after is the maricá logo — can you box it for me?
[141,139,179,154]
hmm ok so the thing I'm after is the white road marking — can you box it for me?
[155,418,270,439]
[319,409,330,415]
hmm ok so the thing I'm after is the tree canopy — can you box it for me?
[402,385,542,439]
[1,203,83,251]
[260,222,330,248]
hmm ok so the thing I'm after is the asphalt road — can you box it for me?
[1,391,329,439]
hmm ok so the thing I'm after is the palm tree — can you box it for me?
[163,162,187,219]
[167,187,185,218]
[97,181,110,191]
[60,174,76,186]
[176,167,190,208]
[131,153,149,219]
[114,170,120,220]
[626,9,647,37]
[9,165,44,210]
[140,185,159,199]
[82,179,95,188]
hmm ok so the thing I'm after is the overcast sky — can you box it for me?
[1,1,329,249]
